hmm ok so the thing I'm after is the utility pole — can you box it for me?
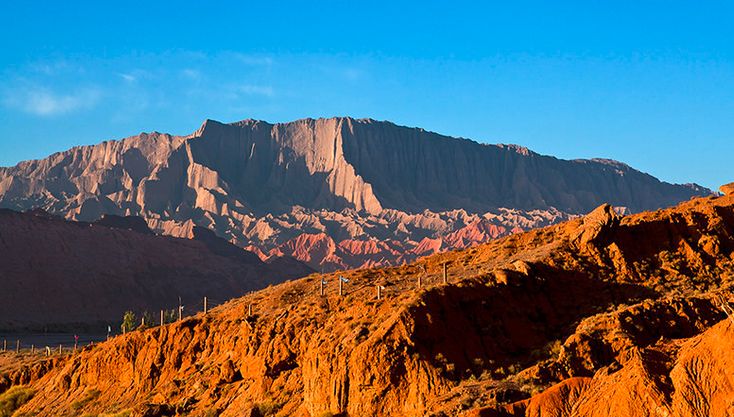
[15,340,19,353]
[160,310,164,326]
[178,296,183,321]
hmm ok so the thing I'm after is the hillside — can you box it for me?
[0,117,710,270]
[1,185,732,416]
[0,209,312,331]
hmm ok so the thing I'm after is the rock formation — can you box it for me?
[2,189,733,417]
[0,117,711,271]
[0,209,311,330]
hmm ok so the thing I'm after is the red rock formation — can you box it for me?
[3,190,733,417]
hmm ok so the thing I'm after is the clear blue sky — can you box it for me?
[1,1,731,190]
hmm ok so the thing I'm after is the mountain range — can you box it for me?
[0,117,710,270]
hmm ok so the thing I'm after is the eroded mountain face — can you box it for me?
[0,210,312,330]
[0,117,709,271]
[2,192,733,417]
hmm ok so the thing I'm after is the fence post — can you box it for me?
[16,340,19,353]
[160,309,164,326]
[204,297,208,314]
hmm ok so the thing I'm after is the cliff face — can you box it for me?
[0,209,312,330]
[0,117,710,271]
[3,192,733,417]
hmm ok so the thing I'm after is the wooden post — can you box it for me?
[31,344,35,354]
[160,310,164,326]
[443,262,448,284]
[248,303,253,317]
[204,297,208,314]
[16,340,20,353]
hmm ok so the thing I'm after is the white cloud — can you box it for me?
[119,73,137,83]
[3,87,101,116]
[236,84,275,97]
[228,53,274,67]
[181,69,202,80]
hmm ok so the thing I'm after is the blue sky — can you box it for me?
[0,1,732,190]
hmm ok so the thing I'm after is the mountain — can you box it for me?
[0,209,312,331]
[0,117,710,271]
[2,188,732,416]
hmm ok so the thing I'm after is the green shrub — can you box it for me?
[0,386,34,417]
[71,389,101,412]
[121,311,137,333]
[256,400,282,416]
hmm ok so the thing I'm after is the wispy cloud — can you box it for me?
[3,87,102,116]
[224,52,274,67]
[181,69,202,80]
[236,84,275,97]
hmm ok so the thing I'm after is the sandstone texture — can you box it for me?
[0,117,710,271]
[0,209,312,330]
[2,191,733,416]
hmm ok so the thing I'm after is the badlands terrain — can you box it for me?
[1,184,732,417]
[0,117,709,271]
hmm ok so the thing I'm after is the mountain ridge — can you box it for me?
[0,117,711,270]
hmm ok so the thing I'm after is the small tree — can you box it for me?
[121,311,136,334]
[164,309,177,324]
[139,311,155,329]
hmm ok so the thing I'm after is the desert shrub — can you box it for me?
[121,311,136,333]
[0,386,34,417]
[256,400,282,416]
[71,389,101,412]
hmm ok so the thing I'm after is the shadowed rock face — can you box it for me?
[0,117,710,270]
[0,209,312,330]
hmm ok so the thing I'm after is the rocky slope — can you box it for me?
[1,188,732,417]
[0,209,312,331]
[0,117,710,270]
